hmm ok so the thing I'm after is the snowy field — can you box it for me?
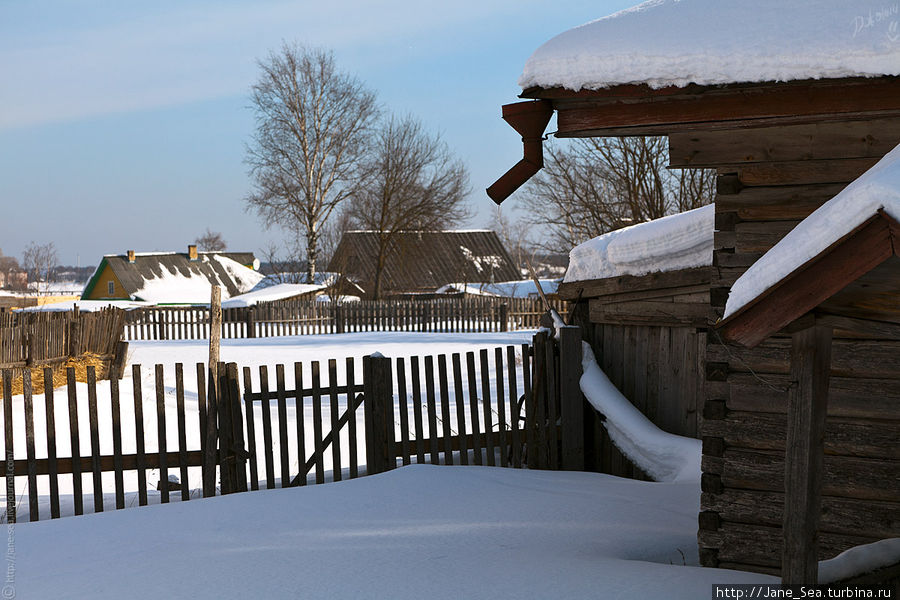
[2,331,533,520]
[7,464,775,599]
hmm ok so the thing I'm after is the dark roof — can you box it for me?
[328,231,522,293]
[82,251,259,302]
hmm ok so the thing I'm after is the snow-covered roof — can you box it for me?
[21,300,151,312]
[437,279,560,298]
[564,204,713,283]
[222,283,326,308]
[724,142,900,319]
[520,0,900,92]
[129,255,263,304]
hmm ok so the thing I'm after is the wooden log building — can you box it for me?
[488,2,900,584]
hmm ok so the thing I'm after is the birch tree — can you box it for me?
[245,44,379,279]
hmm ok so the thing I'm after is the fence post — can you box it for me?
[245,309,256,339]
[499,303,509,332]
[558,326,585,471]
[335,304,344,334]
[202,364,218,498]
[225,362,248,492]
[363,354,394,475]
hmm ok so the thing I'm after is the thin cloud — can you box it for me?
[0,0,533,130]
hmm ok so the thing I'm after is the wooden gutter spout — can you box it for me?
[486,100,554,205]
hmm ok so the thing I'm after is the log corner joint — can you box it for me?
[486,100,554,205]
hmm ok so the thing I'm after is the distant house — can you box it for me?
[81,245,263,305]
[328,230,521,298]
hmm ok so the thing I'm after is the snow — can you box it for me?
[564,204,713,283]
[436,278,560,298]
[818,538,900,583]
[8,465,774,598]
[21,299,151,312]
[579,342,701,482]
[724,142,900,319]
[211,254,265,292]
[520,0,900,92]
[221,282,326,308]
[131,255,263,304]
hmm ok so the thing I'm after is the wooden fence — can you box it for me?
[123,297,565,341]
[1,332,588,522]
[0,308,125,370]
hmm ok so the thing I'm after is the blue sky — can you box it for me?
[0,0,633,266]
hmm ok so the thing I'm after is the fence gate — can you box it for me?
[528,326,587,471]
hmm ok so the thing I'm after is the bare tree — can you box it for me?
[343,115,470,299]
[488,206,534,278]
[245,43,380,280]
[195,229,227,252]
[22,241,59,293]
[523,137,715,252]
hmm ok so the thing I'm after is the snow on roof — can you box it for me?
[520,0,900,92]
[437,279,560,298]
[222,282,326,308]
[724,142,900,319]
[564,204,713,283]
[21,300,151,312]
[131,255,263,304]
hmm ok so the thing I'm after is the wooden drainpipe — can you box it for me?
[486,100,554,204]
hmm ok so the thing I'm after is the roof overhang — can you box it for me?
[488,76,900,203]
[717,209,900,348]
[520,76,900,138]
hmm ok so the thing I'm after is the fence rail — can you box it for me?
[123,297,565,341]
[1,328,587,523]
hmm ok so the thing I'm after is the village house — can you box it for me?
[328,230,521,299]
[81,245,262,305]
[489,0,900,586]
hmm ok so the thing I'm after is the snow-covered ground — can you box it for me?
[2,331,533,520]
[7,464,775,599]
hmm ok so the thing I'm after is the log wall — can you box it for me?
[677,119,900,575]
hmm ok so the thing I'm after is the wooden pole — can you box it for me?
[782,322,832,585]
[209,286,222,381]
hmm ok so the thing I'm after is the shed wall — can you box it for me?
[695,120,900,575]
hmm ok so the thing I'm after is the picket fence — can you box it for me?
[123,297,565,341]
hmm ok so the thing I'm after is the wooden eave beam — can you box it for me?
[521,77,900,137]
[718,211,900,348]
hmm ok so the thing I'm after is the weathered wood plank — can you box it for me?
[276,364,290,486]
[110,371,125,509]
[479,349,496,467]
[452,353,468,466]
[410,356,426,465]
[703,448,900,503]
[87,366,103,513]
[67,367,83,515]
[174,364,189,501]
[258,365,275,489]
[701,489,900,540]
[437,355,454,465]
[327,359,341,482]
[466,352,482,466]
[558,267,710,301]
[669,120,900,168]
[424,356,439,465]
[43,368,60,518]
[715,183,846,220]
[23,370,38,521]
[589,298,710,327]
[132,364,148,506]
[242,367,259,491]
[155,364,169,504]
